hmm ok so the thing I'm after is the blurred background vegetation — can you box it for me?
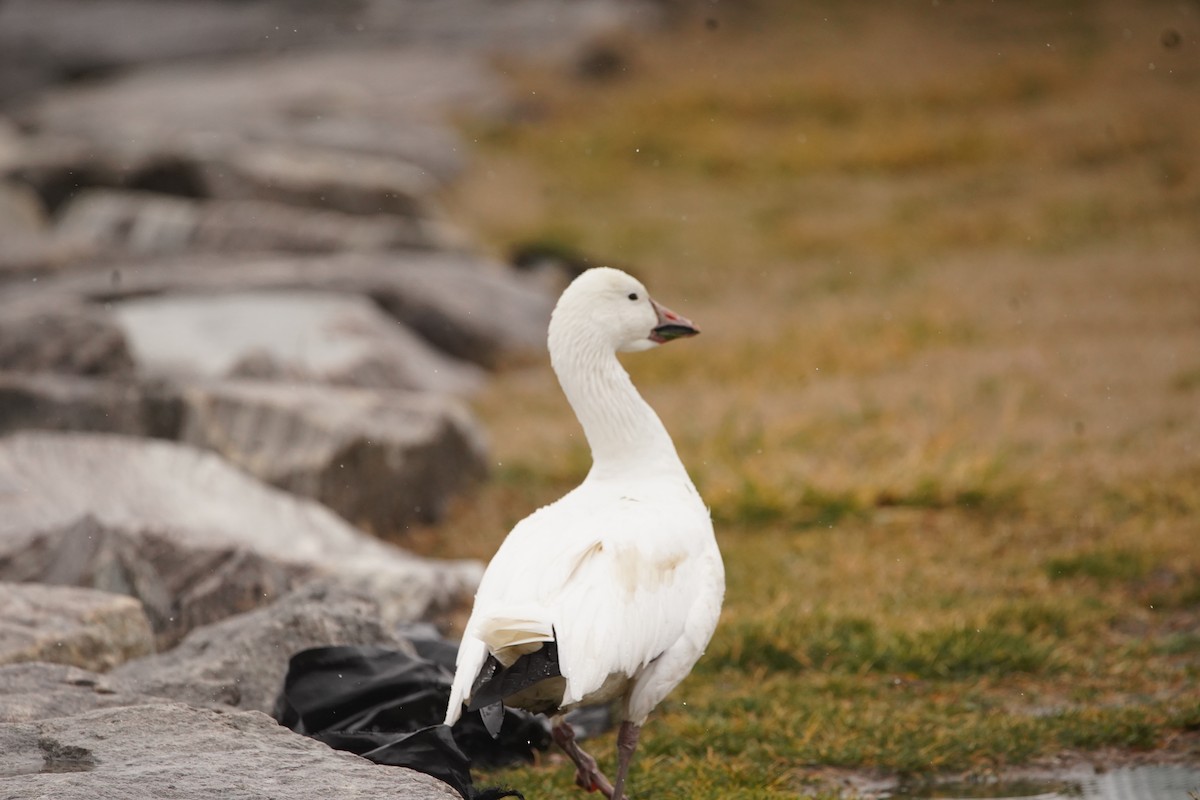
[405,1,1200,796]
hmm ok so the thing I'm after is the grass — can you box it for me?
[400,0,1200,795]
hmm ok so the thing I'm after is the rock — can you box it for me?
[0,297,134,376]
[5,0,649,66]
[110,582,414,714]
[109,289,485,395]
[0,0,344,102]
[0,0,651,109]
[3,132,166,215]
[0,372,178,438]
[0,118,18,172]
[0,432,482,645]
[5,252,554,369]
[192,143,439,219]
[0,662,171,724]
[54,189,449,255]
[0,374,486,530]
[0,703,460,800]
[0,236,96,280]
[0,174,96,278]
[176,380,488,530]
[0,582,155,672]
[364,258,553,369]
[15,48,499,181]
[6,120,462,227]
[0,180,46,235]
[0,515,315,650]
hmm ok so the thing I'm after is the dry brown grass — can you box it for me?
[404,0,1200,795]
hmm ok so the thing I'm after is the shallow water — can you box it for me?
[887,765,1200,800]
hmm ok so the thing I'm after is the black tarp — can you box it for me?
[274,637,550,800]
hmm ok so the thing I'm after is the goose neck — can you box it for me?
[551,338,681,475]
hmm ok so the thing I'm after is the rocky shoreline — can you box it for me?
[0,2,658,796]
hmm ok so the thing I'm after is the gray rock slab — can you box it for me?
[0,703,459,799]
[177,380,488,531]
[54,189,450,255]
[110,289,484,395]
[7,117,461,227]
[0,583,154,672]
[0,374,487,531]
[0,515,317,650]
[0,1,337,95]
[191,142,439,218]
[0,662,170,724]
[0,0,652,107]
[0,172,96,277]
[0,117,20,170]
[0,298,134,377]
[365,258,554,369]
[7,252,553,369]
[0,372,179,438]
[0,432,482,644]
[0,229,90,280]
[16,48,499,180]
[0,180,46,235]
[109,581,414,714]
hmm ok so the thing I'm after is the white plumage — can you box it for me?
[444,267,724,800]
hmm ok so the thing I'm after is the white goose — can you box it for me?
[444,267,725,799]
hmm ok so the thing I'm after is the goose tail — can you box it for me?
[444,610,555,726]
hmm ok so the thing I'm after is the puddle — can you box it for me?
[888,777,1076,799]
[886,765,1200,800]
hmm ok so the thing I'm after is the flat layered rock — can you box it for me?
[364,258,553,369]
[177,381,488,531]
[0,582,154,672]
[7,252,553,369]
[0,372,176,437]
[0,515,317,650]
[110,289,484,395]
[0,432,482,645]
[0,230,89,279]
[0,703,459,800]
[0,297,133,377]
[0,177,95,277]
[189,142,440,219]
[15,48,498,181]
[0,0,648,106]
[0,374,487,531]
[55,189,450,255]
[0,179,45,235]
[0,662,170,724]
[109,582,413,714]
[0,0,342,101]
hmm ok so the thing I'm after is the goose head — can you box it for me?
[549,267,699,354]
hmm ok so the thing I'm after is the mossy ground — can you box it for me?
[402,1,1200,796]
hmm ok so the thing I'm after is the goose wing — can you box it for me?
[445,485,713,723]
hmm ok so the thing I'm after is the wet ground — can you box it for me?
[882,764,1200,800]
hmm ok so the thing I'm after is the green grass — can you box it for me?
[704,614,1057,679]
[411,0,1200,795]
[1045,548,1154,584]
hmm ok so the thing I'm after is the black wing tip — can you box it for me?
[467,641,562,712]
[478,701,504,738]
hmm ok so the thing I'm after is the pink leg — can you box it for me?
[610,721,641,800]
[552,720,615,798]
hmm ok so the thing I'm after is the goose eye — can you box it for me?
[628,293,639,301]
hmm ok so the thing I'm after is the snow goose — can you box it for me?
[444,267,724,799]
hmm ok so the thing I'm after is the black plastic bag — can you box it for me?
[274,640,550,800]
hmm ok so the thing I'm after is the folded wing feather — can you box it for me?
[446,487,709,722]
